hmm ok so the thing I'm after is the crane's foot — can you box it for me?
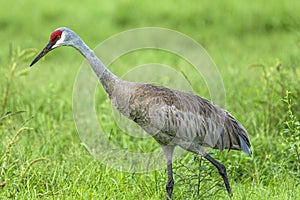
[163,145,175,200]
[166,179,174,200]
[217,164,232,196]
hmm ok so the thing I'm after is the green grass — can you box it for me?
[1,0,300,199]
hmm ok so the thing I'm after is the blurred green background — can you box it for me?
[1,0,299,199]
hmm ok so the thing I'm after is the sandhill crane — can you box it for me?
[30,27,251,199]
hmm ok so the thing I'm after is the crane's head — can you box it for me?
[30,27,74,66]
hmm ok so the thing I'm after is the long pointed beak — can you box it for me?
[30,42,54,67]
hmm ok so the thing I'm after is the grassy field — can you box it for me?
[1,0,300,199]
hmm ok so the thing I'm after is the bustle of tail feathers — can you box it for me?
[225,112,252,156]
[239,136,252,156]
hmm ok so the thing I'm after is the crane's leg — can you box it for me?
[204,154,232,196]
[162,145,175,200]
[173,139,232,196]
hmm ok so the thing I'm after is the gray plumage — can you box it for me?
[30,27,251,199]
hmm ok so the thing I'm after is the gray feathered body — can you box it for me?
[110,80,251,156]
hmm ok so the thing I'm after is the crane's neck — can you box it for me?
[73,38,120,97]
